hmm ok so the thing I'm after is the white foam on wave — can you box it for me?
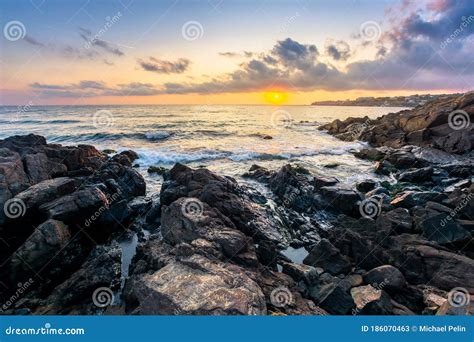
[135,149,229,165]
[133,142,367,166]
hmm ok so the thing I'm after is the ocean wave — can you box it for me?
[137,150,230,165]
[134,144,363,166]
[145,131,173,140]
[193,129,233,137]
[48,131,174,142]
[0,119,81,125]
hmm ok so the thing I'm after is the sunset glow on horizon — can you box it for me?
[1,0,473,105]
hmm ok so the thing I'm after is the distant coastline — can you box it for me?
[311,93,460,107]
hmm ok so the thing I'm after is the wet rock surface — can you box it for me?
[319,92,474,154]
[1,112,472,316]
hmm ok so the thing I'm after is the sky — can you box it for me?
[1,0,473,105]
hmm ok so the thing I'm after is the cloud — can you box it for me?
[79,27,124,57]
[219,51,254,58]
[27,1,474,99]
[219,52,240,58]
[61,45,99,60]
[104,82,161,96]
[78,80,107,89]
[152,2,474,94]
[23,35,44,47]
[30,82,71,90]
[29,81,161,98]
[325,40,351,61]
[138,57,190,74]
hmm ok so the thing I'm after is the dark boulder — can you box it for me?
[303,239,352,275]
[40,187,109,223]
[398,167,434,183]
[37,245,121,314]
[364,265,406,292]
[10,219,71,280]
[161,163,285,245]
[318,186,362,216]
[310,282,355,315]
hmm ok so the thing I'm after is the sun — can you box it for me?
[264,91,288,105]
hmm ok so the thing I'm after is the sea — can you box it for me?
[0,105,408,194]
[1,104,409,296]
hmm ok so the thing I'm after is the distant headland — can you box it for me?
[311,93,461,107]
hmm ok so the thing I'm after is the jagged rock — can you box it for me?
[318,186,362,216]
[242,165,274,183]
[425,201,453,213]
[374,160,396,175]
[10,220,70,280]
[23,153,67,183]
[161,163,285,245]
[376,208,413,235]
[161,198,251,259]
[386,234,474,292]
[269,164,314,211]
[37,245,121,314]
[147,166,168,175]
[124,254,266,315]
[281,262,319,286]
[129,238,175,275]
[356,180,377,193]
[0,148,30,223]
[319,92,474,154]
[40,187,109,223]
[119,150,139,162]
[391,191,447,208]
[303,239,352,275]
[351,285,393,315]
[417,213,471,245]
[92,162,146,199]
[309,282,355,315]
[313,176,339,190]
[398,167,434,183]
[15,177,77,211]
[353,148,386,161]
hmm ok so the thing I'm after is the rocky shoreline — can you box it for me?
[0,94,473,316]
